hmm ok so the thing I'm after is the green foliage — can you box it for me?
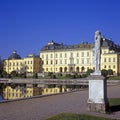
[11,71,18,77]
[101,69,108,77]
[18,73,26,78]
[86,69,94,76]
[47,72,56,79]
[109,98,120,106]
[1,71,7,78]
[47,113,113,120]
[107,69,113,75]
[48,72,53,76]
[33,73,38,78]
[65,74,71,78]
[81,74,87,78]
[58,73,62,77]
[108,76,120,80]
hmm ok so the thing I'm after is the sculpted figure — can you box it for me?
[94,31,101,73]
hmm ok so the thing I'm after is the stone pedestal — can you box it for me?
[87,74,109,113]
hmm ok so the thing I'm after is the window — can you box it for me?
[81,52,84,57]
[46,54,48,59]
[46,60,48,65]
[77,52,79,57]
[104,65,106,68]
[56,60,58,64]
[71,53,73,57]
[87,52,89,57]
[65,53,67,58]
[65,59,67,64]
[113,58,115,62]
[82,58,84,64]
[42,54,44,59]
[51,60,53,64]
[60,60,62,64]
[109,65,111,69]
[104,58,106,62]
[113,65,116,69]
[87,58,89,64]
[60,53,62,58]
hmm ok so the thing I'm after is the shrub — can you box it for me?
[81,74,87,78]
[33,73,38,78]
[86,69,94,76]
[107,69,113,75]
[101,69,108,77]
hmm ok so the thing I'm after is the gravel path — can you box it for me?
[0,85,119,120]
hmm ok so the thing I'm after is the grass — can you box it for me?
[47,99,120,120]
[109,98,120,106]
[109,98,120,113]
[108,76,120,80]
[46,113,113,120]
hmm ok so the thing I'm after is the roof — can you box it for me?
[41,40,94,51]
[8,51,21,60]
[102,37,120,52]
[41,39,120,53]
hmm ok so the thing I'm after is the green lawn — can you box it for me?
[46,113,113,120]
[109,98,120,106]
[108,76,120,80]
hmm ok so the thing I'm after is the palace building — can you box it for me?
[40,38,120,75]
[4,51,42,74]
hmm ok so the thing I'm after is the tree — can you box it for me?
[101,69,108,77]
[107,69,113,76]
[1,71,7,78]
[33,73,38,78]
[11,71,18,78]
[86,69,94,76]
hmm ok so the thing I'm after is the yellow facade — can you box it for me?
[42,87,67,95]
[101,53,120,75]
[40,40,120,75]
[4,52,42,74]
[3,85,42,100]
[40,42,94,73]
[3,85,67,100]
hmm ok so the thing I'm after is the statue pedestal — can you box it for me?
[87,74,109,113]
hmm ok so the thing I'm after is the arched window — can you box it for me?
[76,67,79,72]
[64,67,67,72]
[81,66,84,72]
[59,67,63,72]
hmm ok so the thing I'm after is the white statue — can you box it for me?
[94,31,101,73]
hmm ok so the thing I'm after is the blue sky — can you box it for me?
[0,0,120,59]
